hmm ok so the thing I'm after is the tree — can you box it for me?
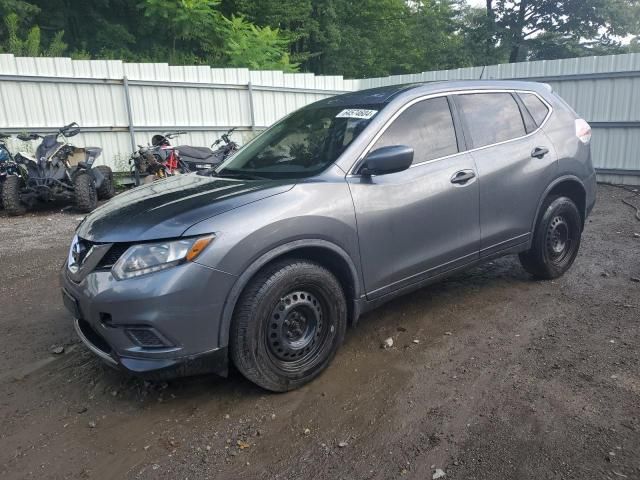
[224,0,314,65]
[223,15,298,71]
[1,0,639,74]
[1,12,66,56]
[486,0,640,62]
[141,0,226,64]
[527,32,628,60]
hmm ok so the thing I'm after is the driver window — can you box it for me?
[372,97,458,164]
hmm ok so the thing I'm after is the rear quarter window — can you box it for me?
[456,93,526,149]
[518,93,550,127]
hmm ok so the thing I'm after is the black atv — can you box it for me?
[1,123,115,216]
[0,133,20,209]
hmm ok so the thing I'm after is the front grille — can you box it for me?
[96,243,131,270]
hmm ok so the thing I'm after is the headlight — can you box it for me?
[112,235,214,280]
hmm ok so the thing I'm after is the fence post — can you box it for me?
[247,81,256,132]
[122,75,137,152]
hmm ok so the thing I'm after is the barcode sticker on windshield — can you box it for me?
[336,109,378,119]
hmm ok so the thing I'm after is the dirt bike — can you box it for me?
[129,131,191,186]
[1,123,115,216]
[0,133,20,209]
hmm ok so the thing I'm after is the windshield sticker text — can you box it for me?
[336,109,378,119]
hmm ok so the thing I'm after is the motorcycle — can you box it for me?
[1,123,115,216]
[177,127,239,171]
[0,133,20,209]
[129,128,239,186]
[129,131,191,186]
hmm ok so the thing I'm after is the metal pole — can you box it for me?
[122,76,137,152]
[122,76,139,185]
[247,81,256,133]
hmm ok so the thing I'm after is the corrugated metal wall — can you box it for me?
[1,52,639,183]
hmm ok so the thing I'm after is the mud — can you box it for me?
[1,184,639,480]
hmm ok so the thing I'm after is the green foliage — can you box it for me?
[2,12,67,56]
[224,15,298,71]
[0,0,639,75]
[487,0,640,62]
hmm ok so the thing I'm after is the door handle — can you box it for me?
[450,169,476,185]
[531,146,549,159]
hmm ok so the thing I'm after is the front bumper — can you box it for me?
[60,260,237,378]
[73,317,228,378]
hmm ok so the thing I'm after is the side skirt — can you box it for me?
[354,240,530,319]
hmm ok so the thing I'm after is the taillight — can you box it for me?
[575,119,592,144]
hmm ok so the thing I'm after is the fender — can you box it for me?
[216,238,363,347]
[89,166,105,189]
[531,174,586,233]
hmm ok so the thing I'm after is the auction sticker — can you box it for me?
[336,109,378,119]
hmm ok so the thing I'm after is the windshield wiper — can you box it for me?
[197,167,217,177]
[216,170,269,180]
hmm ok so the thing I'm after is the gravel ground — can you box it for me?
[0,184,639,480]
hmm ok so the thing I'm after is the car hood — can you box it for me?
[77,174,295,242]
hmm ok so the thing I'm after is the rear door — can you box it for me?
[454,91,558,257]
[347,96,480,299]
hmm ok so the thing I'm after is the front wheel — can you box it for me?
[230,259,347,392]
[74,172,98,213]
[1,175,26,216]
[519,196,582,279]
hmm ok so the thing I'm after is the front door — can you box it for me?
[347,96,480,299]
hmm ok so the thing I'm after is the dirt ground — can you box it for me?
[0,184,639,480]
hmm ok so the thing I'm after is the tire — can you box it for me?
[74,172,98,213]
[94,165,115,199]
[519,196,582,279]
[230,259,347,392]
[1,175,26,216]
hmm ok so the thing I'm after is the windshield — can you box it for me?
[216,105,380,179]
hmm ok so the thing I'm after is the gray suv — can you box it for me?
[61,80,596,391]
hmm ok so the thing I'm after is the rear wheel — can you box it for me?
[74,172,97,213]
[94,165,115,199]
[1,175,26,216]
[519,196,582,279]
[230,259,347,392]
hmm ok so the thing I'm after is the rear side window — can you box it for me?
[518,92,550,127]
[456,93,526,148]
[372,97,458,164]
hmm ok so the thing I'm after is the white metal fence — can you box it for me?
[1,52,639,183]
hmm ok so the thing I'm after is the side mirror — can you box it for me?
[359,145,413,176]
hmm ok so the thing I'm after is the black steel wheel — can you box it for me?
[519,196,582,279]
[266,289,330,370]
[230,259,347,392]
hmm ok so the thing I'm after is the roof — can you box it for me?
[312,80,551,108]
[314,84,421,106]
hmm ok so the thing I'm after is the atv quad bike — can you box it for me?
[1,123,115,216]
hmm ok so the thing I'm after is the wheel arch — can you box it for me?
[217,239,363,348]
[532,176,587,231]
